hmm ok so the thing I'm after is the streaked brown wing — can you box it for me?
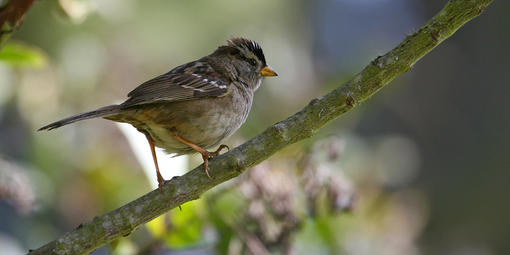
[121,60,230,107]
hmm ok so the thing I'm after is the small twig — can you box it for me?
[0,0,36,48]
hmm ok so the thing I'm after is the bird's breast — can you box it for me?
[136,85,253,155]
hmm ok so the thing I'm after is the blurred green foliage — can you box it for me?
[0,41,47,68]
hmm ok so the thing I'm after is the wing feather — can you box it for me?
[122,59,230,107]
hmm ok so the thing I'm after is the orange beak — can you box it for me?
[260,65,278,77]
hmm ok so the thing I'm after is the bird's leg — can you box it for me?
[145,134,166,188]
[170,133,229,178]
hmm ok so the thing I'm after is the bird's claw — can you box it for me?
[201,144,229,179]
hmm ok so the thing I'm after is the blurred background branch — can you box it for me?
[27,0,493,254]
[0,0,36,47]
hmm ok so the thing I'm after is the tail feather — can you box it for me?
[38,105,122,131]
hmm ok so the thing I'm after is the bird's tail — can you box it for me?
[38,104,122,131]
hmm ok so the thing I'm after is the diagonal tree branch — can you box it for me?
[28,0,493,254]
[0,0,36,48]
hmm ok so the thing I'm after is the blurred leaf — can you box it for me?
[206,189,247,253]
[166,201,204,247]
[293,219,331,255]
[146,214,167,239]
[0,41,48,68]
[146,201,205,248]
[209,190,246,223]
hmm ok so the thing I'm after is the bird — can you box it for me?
[38,37,278,187]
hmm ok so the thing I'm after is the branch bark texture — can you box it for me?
[0,0,35,47]
[29,0,493,254]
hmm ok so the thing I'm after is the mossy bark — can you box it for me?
[28,0,493,254]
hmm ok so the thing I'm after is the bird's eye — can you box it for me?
[248,58,257,66]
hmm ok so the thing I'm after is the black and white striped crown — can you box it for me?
[227,37,266,66]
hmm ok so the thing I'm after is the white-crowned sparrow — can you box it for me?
[39,37,278,186]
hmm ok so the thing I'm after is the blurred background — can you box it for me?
[0,0,508,254]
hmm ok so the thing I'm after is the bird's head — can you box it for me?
[211,37,277,90]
